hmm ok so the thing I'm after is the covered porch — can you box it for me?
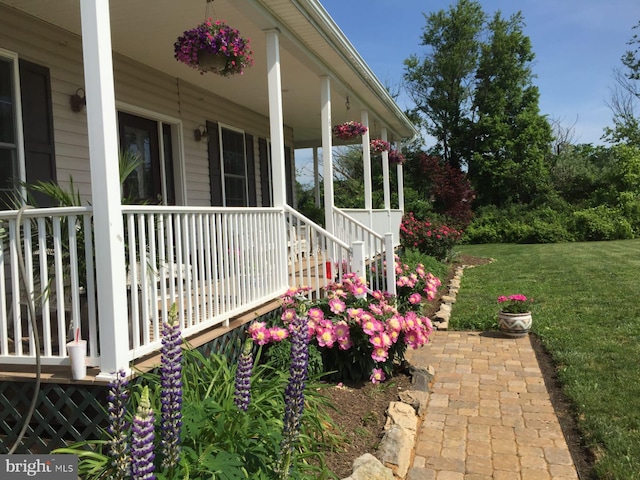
[0,0,417,379]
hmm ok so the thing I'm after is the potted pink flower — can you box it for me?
[497,294,533,337]
[174,19,254,76]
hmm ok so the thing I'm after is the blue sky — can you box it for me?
[322,0,639,146]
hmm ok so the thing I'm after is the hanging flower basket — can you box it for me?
[370,139,391,153]
[174,19,254,76]
[332,121,368,140]
[388,149,406,165]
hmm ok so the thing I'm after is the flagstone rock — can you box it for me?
[342,453,395,480]
[379,424,414,479]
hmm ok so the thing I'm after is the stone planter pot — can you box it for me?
[498,311,532,338]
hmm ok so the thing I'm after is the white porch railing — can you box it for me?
[1,204,396,369]
[332,207,393,292]
[0,207,98,366]
[122,206,287,360]
[284,206,352,299]
[339,208,403,247]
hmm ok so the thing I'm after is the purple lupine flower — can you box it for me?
[278,314,310,478]
[234,339,254,412]
[159,305,182,470]
[131,386,155,480]
[107,369,130,480]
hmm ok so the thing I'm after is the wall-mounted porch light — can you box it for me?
[70,88,86,112]
[194,124,208,142]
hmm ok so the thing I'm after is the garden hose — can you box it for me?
[7,204,42,454]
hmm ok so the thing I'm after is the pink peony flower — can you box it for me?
[370,368,386,384]
[409,293,422,305]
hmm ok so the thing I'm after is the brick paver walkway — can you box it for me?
[405,331,579,480]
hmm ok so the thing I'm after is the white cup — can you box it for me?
[66,340,87,380]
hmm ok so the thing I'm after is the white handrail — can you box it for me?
[332,207,389,291]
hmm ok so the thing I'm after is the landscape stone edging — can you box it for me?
[341,366,434,480]
[433,263,478,330]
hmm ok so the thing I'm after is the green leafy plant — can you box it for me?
[54,337,341,479]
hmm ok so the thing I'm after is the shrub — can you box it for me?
[573,206,634,241]
[393,255,442,316]
[463,205,574,244]
[400,212,463,261]
[249,273,435,382]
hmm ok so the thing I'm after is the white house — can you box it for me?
[0,0,417,386]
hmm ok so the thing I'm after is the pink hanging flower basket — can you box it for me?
[174,19,254,76]
[370,139,391,153]
[332,121,368,140]
[388,149,406,165]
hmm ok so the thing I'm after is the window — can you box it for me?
[0,55,20,208]
[0,53,55,209]
[118,111,177,205]
[221,126,247,207]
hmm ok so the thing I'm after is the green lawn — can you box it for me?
[452,240,640,480]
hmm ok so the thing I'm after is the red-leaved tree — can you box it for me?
[419,154,475,228]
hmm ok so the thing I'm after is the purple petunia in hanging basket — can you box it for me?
[388,149,406,165]
[174,19,254,76]
[332,121,368,140]
[370,139,391,153]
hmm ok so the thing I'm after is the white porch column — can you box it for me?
[265,29,287,209]
[397,140,405,213]
[381,127,391,210]
[80,0,129,378]
[361,111,372,213]
[265,29,289,288]
[313,147,321,207]
[320,76,334,234]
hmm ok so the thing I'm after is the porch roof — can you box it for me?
[1,0,418,148]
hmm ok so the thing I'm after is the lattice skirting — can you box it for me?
[0,317,259,454]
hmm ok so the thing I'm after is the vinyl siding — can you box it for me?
[0,4,294,206]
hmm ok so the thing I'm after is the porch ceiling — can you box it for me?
[2,0,418,147]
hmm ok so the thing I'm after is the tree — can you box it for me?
[605,21,640,146]
[622,21,640,81]
[418,154,475,227]
[404,0,485,169]
[466,11,552,206]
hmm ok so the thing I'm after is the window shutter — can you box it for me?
[245,134,257,207]
[206,121,223,206]
[19,59,56,207]
[285,146,294,206]
[258,138,271,207]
